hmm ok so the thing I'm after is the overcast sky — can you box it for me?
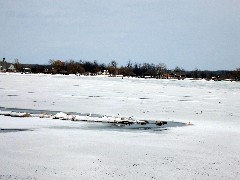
[0,0,239,70]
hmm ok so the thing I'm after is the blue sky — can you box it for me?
[0,0,240,70]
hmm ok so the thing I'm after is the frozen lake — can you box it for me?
[0,73,240,179]
[1,73,239,121]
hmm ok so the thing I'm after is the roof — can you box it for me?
[8,64,15,70]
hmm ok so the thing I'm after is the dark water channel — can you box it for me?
[0,107,187,133]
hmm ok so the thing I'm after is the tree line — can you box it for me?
[10,58,240,81]
[47,59,240,80]
[48,59,169,77]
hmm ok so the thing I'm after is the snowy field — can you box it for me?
[0,73,240,179]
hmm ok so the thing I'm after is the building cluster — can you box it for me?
[0,58,16,72]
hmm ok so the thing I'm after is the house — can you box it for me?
[168,72,186,80]
[84,72,91,76]
[21,67,31,74]
[102,70,109,75]
[8,64,16,72]
[0,58,16,72]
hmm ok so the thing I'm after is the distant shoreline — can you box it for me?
[0,72,239,82]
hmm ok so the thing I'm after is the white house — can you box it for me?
[8,64,16,72]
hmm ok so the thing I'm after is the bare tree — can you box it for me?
[156,63,167,76]
[110,60,117,68]
[14,58,21,72]
[108,60,118,75]
[49,59,65,74]
[235,68,240,81]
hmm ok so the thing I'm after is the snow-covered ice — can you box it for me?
[0,73,240,179]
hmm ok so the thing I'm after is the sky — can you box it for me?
[0,0,240,70]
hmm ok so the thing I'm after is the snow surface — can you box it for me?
[0,73,240,179]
